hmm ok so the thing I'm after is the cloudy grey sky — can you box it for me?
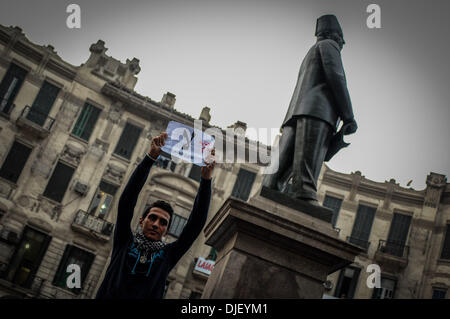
[0,0,449,190]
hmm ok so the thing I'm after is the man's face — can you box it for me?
[139,207,171,241]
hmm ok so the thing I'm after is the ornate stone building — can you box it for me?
[0,24,264,299]
[0,24,448,299]
[318,167,450,299]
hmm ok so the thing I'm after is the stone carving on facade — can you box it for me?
[89,40,106,55]
[160,92,176,109]
[16,195,31,208]
[44,44,57,55]
[212,186,225,198]
[61,141,87,167]
[104,160,127,185]
[107,101,123,124]
[424,173,447,208]
[36,196,62,220]
[199,106,211,123]
[88,138,109,161]
[127,58,141,75]
[426,173,447,188]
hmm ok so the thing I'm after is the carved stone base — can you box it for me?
[201,196,362,299]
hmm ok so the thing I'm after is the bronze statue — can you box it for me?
[263,15,357,205]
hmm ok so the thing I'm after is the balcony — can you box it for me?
[0,272,48,299]
[71,209,114,242]
[15,105,55,139]
[374,240,409,272]
[346,236,371,251]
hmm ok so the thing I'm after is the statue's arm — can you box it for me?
[318,40,355,122]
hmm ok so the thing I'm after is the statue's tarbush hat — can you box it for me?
[315,14,344,39]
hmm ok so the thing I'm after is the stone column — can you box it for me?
[201,195,362,299]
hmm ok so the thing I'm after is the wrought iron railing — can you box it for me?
[378,239,409,259]
[346,236,371,250]
[72,209,114,237]
[19,105,55,131]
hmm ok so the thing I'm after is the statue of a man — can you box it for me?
[263,15,357,205]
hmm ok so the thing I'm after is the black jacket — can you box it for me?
[282,39,354,130]
[95,155,212,299]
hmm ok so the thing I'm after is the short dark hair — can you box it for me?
[142,200,174,229]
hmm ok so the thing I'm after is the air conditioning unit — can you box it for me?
[73,181,89,196]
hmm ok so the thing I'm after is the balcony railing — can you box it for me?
[378,240,409,259]
[347,236,371,250]
[72,209,114,237]
[16,105,55,134]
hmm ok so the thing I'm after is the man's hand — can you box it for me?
[148,132,168,159]
[201,148,216,180]
[342,119,358,135]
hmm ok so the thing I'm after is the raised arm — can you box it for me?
[168,151,215,269]
[113,132,168,248]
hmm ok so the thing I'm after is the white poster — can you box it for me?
[161,121,215,166]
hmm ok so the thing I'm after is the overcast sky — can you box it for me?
[0,0,449,190]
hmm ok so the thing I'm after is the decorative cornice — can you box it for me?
[46,58,76,81]
[12,40,42,63]
[323,166,428,207]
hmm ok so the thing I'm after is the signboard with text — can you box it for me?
[193,257,215,276]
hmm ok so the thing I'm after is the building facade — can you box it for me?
[0,24,265,299]
[318,167,450,299]
[0,24,448,299]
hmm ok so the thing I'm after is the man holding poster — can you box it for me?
[96,132,215,299]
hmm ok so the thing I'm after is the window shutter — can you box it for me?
[323,195,343,227]
[169,214,188,237]
[350,205,376,246]
[43,162,75,202]
[113,122,142,160]
[231,169,256,201]
[386,213,412,256]
[72,103,101,141]
[27,81,60,126]
[0,63,28,114]
[440,225,450,260]
[0,141,32,183]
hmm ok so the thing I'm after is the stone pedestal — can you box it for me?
[201,195,363,299]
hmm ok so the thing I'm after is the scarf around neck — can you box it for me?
[133,229,166,257]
